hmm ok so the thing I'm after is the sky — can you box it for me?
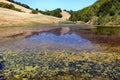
[15,0,97,11]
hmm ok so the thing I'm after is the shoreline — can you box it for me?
[0,24,94,38]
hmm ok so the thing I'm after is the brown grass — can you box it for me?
[0,0,64,27]
[0,8,62,26]
[60,10,71,20]
[0,0,31,13]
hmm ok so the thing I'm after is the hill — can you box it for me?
[0,0,31,13]
[0,0,63,27]
[38,9,71,20]
[61,10,71,20]
[69,0,120,25]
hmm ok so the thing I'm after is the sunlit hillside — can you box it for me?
[70,0,120,25]
[0,0,63,26]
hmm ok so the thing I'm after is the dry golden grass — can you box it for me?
[0,0,64,27]
[0,0,31,13]
[0,0,72,28]
[0,8,62,26]
[60,10,71,20]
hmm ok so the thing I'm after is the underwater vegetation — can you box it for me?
[0,50,119,80]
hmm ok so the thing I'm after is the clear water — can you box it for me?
[26,32,97,51]
[0,27,99,52]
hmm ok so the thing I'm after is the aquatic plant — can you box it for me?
[0,50,119,80]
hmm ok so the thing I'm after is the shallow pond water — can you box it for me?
[0,26,98,52]
[26,32,97,52]
[0,25,120,52]
[0,25,120,80]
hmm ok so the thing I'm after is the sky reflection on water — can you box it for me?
[26,32,97,52]
[28,33,91,46]
[0,26,100,52]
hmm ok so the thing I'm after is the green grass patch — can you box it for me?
[59,21,76,24]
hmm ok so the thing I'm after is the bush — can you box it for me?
[118,12,120,15]
[13,8,22,12]
[39,8,62,18]
[109,10,115,16]
[0,2,22,12]
[3,4,15,9]
[7,0,32,9]
[31,10,38,14]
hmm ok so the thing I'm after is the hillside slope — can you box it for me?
[0,0,31,13]
[60,10,71,20]
[0,8,62,26]
[0,0,63,26]
[70,0,120,25]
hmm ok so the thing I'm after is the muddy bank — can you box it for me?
[0,25,57,38]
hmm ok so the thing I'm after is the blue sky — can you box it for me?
[15,0,97,11]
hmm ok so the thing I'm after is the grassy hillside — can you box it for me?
[0,2,22,12]
[7,0,62,18]
[6,0,63,18]
[69,0,120,25]
[0,0,31,13]
[0,0,63,27]
[7,0,32,9]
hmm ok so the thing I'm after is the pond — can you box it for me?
[0,25,120,52]
[0,25,120,80]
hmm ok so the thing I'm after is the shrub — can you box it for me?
[31,10,38,14]
[3,4,15,9]
[109,10,115,16]
[0,2,22,12]
[13,8,22,12]
[39,8,62,18]
[7,0,32,9]
[118,12,120,15]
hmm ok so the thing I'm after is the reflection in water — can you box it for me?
[61,27,70,34]
[28,33,90,45]
[27,32,97,51]
[0,26,99,52]
[0,33,97,52]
